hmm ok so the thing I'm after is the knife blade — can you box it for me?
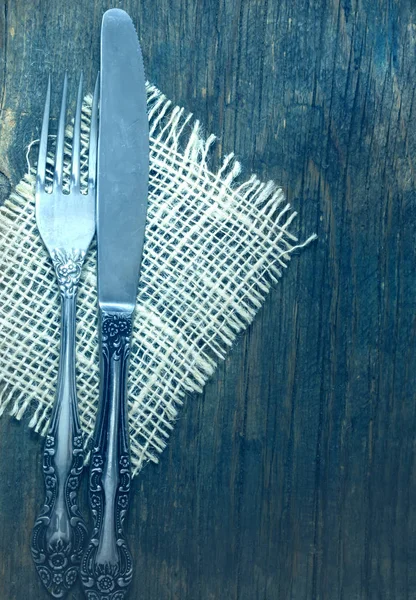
[98,9,148,311]
[81,9,149,599]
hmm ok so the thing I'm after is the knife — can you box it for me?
[80,9,149,599]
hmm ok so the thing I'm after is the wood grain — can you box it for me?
[1,0,415,598]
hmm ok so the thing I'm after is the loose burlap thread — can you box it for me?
[0,83,316,475]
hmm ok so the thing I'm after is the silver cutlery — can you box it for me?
[31,73,99,598]
[80,9,149,600]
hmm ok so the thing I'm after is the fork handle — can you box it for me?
[81,309,134,599]
[31,262,88,598]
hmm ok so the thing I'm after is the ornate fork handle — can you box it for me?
[31,249,88,598]
[81,310,133,600]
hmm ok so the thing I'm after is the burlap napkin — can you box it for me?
[0,83,316,475]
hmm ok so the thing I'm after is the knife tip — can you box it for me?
[102,7,131,21]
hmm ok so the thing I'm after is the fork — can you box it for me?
[31,73,99,599]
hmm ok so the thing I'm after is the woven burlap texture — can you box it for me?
[0,83,316,475]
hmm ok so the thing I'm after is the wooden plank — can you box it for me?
[0,0,415,598]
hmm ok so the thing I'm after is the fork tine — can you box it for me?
[70,72,83,190]
[36,75,51,192]
[88,73,99,190]
[53,73,68,189]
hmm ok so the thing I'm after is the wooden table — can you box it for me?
[0,1,415,598]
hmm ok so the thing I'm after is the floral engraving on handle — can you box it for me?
[51,249,86,298]
[101,312,133,356]
[82,452,132,599]
[31,433,87,598]
[81,312,133,599]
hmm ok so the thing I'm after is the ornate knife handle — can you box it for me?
[31,250,88,598]
[81,310,134,600]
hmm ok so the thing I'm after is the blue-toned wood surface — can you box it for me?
[0,1,415,598]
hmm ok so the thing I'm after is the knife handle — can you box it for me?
[31,291,88,598]
[81,309,134,599]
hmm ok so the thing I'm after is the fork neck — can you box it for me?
[48,248,86,429]
[56,294,77,402]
